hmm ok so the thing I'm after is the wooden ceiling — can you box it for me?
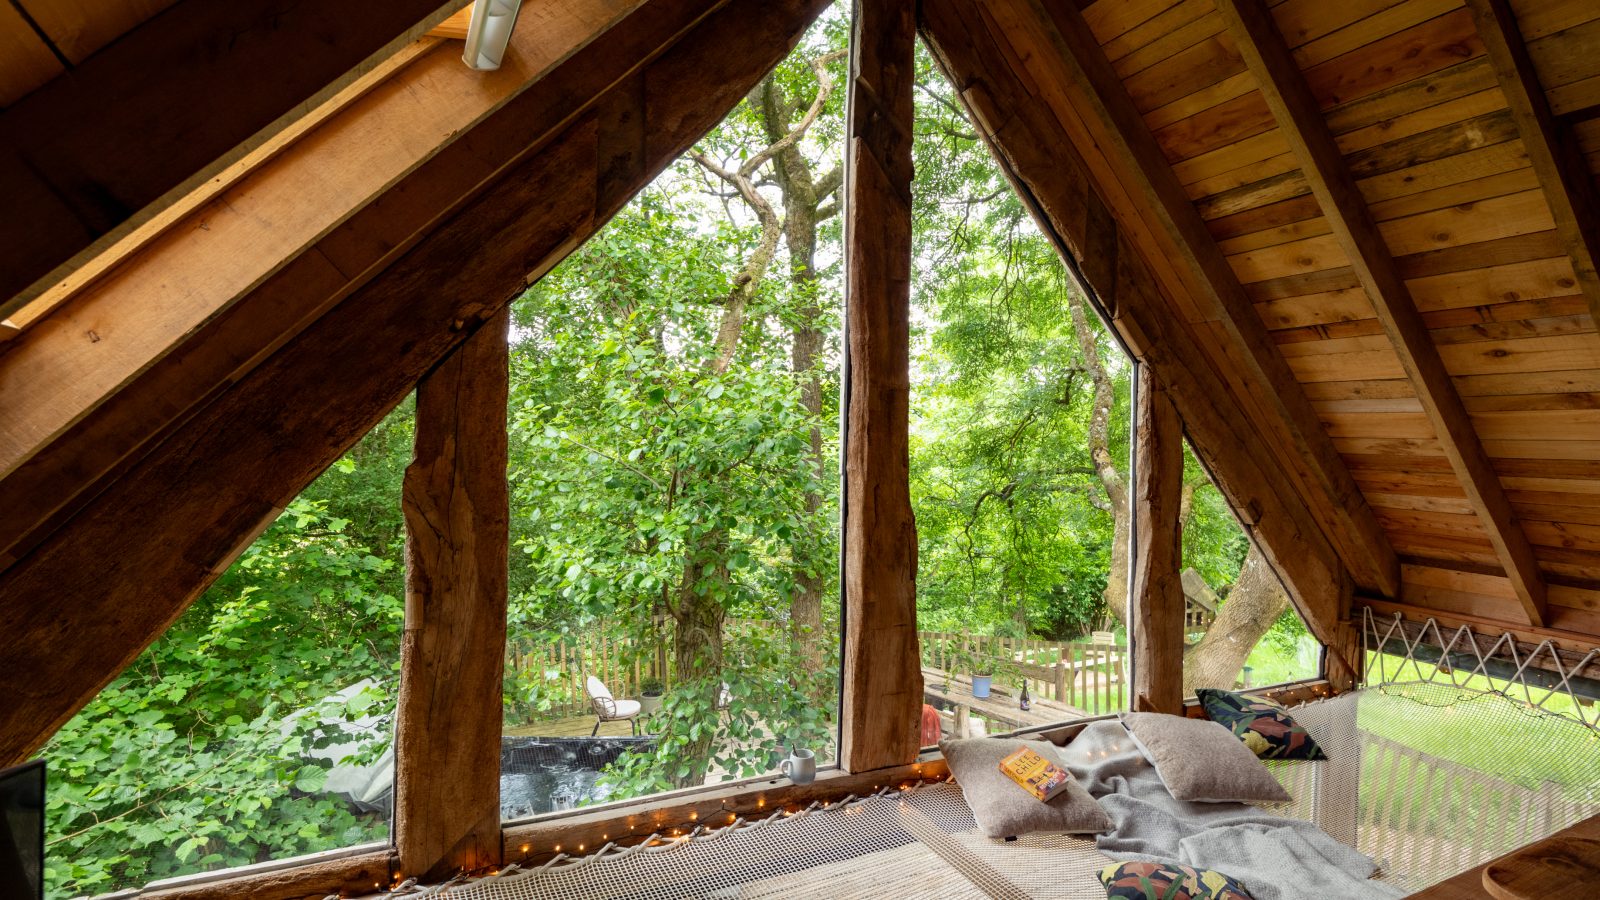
[0,0,175,106]
[924,0,1600,652]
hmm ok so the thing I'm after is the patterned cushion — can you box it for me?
[1098,860,1253,900]
[1196,688,1325,760]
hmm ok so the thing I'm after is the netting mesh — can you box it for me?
[377,614,1599,899]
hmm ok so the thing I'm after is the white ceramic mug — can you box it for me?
[780,748,816,784]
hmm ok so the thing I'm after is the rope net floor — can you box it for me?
[402,682,1597,900]
[379,612,1600,900]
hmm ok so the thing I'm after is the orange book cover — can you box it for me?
[998,745,1072,802]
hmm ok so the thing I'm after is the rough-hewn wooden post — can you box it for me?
[840,0,922,772]
[1131,366,1184,715]
[396,309,510,879]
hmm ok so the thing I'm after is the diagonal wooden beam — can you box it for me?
[1001,0,1399,599]
[1216,0,1548,627]
[1464,0,1600,331]
[0,0,674,576]
[0,0,470,315]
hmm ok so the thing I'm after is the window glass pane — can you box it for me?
[499,14,846,819]
[910,44,1135,739]
[1180,444,1322,695]
[42,409,408,896]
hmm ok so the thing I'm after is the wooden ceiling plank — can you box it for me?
[1219,0,1549,627]
[0,0,471,316]
[1463,0,1600,335]
[0,2,63,107]
[18,0,179,64]
[0,0,832,768]
[1006,0,1401,597]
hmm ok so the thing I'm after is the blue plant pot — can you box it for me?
[971,674,992,699]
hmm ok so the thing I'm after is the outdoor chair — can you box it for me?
[585,675,641,736]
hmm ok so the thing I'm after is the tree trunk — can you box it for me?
[1065,290,1129,629]
[752,71,843,681]
[670,528,729,789]
[1181,544,1287,695]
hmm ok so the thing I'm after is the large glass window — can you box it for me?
[42,409,409,896]
[909,44,1135,739]
[1180,445,1322,695]
[498,12,847,817]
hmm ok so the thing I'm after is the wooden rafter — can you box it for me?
[0,0,657,575]
[1009,0,1401,600]
[0,0,470,314]
[1464,0,1600,331]
[840,0,923,773]
[0,0,833,767]
[1216,0,1549,628]
[919,0,1353,664]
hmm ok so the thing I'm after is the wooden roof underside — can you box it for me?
[1,0,1599,762]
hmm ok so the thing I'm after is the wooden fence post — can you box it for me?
[395,309,509,880]
[840,0,922,773]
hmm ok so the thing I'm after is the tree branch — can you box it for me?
[737,48,846,179]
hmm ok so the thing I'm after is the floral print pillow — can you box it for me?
[1099,860,1253,900]
[1196,688,1325,760]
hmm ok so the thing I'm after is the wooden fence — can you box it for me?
[506,623,1147,722]
[919,630,1129,715]
[504,618,770,722]
[505,628,669,721]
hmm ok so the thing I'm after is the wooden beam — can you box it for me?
[0,0,470,314]
[1217,0,1548,627]
[0,0,833,767]
[0,0,664,575]
[919,0,1351,654]
[138,848,396,900]
[395,310,510,880]
[1464,0,1600,331]
[840,0,922,774]
[999,0,1401,600]
[1131,366,1185,715]
[1356,597,1600,660]
[429,6,474,39]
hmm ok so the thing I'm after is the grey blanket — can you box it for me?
[1053,721,1406,900]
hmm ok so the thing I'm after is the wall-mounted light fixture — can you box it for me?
[461,0,524,71]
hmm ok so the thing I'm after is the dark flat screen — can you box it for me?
[0,760,43,900]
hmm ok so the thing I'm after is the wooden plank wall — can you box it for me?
[1064,0,1600,641]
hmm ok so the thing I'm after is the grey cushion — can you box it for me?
[940,737,1113,839]
[1120,712,1291,803]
